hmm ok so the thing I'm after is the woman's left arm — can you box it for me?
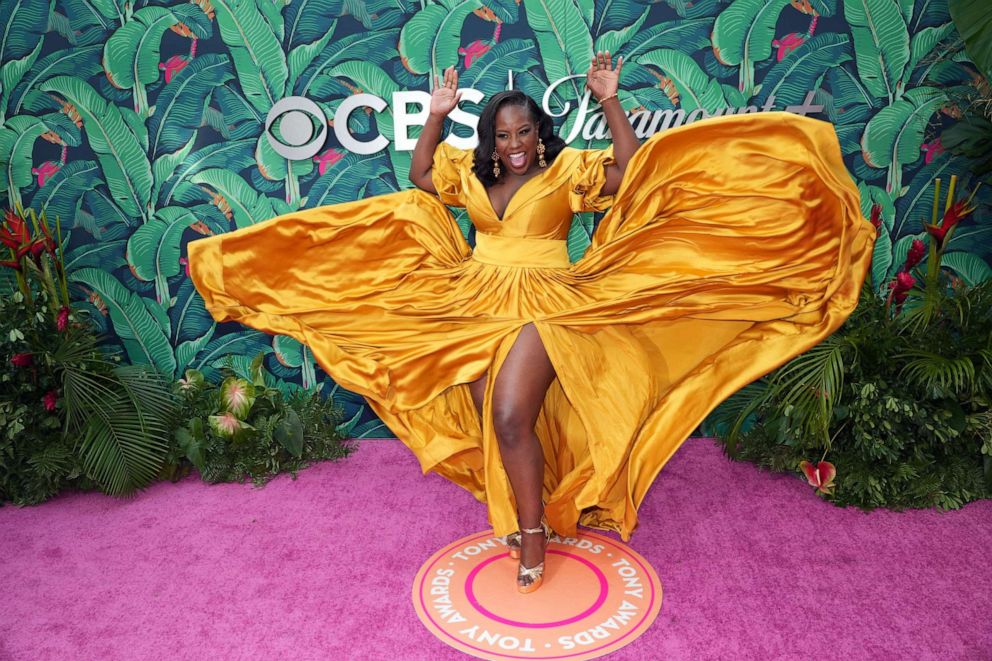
[585,51,639,195]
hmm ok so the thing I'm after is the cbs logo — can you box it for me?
[264,97,328,160]
[265,90,486,159]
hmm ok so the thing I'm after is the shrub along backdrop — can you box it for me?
[1,0,990,506]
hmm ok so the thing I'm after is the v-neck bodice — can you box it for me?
[432,142,617,240]
[483,166,554,221]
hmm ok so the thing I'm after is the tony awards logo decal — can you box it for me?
[412,529,663,660]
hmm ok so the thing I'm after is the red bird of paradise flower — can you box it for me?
[799,460,836,495]
[924,198,977,247]
[314,148,344,175]
[0,209,32,264]
[772,15,818,61]
[458,40,492,68]
[159,55,189,83]
[869,202,882,230]
[921,138,945,164]
[32,161,62,187]
[772,33,807,60]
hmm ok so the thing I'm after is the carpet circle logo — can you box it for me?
[413,529,663,660]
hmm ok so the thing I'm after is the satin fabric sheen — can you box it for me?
[187,111,876,540]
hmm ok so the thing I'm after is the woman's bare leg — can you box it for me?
[491,323,557,587]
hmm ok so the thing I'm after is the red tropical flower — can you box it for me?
[458,40,491,68]
[925,223,949,244]
[314,148,344,175]
[799,460,836,495]
[26,220,56,268]
[57,306,70,332]
[1,209,32,258]
[904,239,926,270]
[159,55,189,83]
[772,33,807,61]
[941,198,974,231]
[869,203,882,230]
[11,353,33,367]
[43,390,58,412]
[888,270,916,304]
[925,198,977,247]
[31,161,62,187]
[1,259,24,272]
[921,138,945,164]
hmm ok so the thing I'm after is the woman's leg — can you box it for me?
[491,323,557,586]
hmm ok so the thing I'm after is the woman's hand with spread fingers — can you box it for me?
[431,66,463,118]
[585,51,623,102]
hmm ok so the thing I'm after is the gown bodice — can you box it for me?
[431,141,617,240]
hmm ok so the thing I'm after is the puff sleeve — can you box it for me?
[431,141,472,208]
[568,146,617,213]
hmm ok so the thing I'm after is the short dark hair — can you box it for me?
[472,90,566,187]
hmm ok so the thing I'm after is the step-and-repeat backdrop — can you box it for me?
[1,0,987,436]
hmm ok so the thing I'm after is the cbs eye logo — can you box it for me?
[265,97,328,160]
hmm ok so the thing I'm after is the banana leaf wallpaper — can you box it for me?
[1,0,989,438]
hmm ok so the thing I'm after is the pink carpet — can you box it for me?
[1,438,989,660]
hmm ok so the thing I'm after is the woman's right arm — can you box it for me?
[409,66,462,193]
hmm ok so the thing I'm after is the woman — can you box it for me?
[406,53,639,593]
[188,52,874,595]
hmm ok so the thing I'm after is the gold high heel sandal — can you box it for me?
[506,531,522,560]
[507,500,547,560]
[517,521,552,594]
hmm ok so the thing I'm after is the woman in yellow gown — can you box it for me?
[187,52,875,592]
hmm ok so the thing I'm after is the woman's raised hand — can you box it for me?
[431,66,462,117]
[585,50,623,102]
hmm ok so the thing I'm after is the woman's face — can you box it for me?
[493,104,539,176]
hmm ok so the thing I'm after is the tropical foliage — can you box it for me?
[941,0,992,182]
[0,207,348,505]
[1,206,176,505]
[1,0,990,436]
[166,352,351,486]
[707,180,992,510]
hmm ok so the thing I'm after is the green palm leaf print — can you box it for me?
[523,0,594,103]
[212,0,288,114]
[39,75,152,220]
[69,267,177,376]
[844,0,911,102]
[711,0,791,97]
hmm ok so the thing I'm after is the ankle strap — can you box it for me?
[520,526,544,534]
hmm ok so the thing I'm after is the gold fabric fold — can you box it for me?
[187,111,876,541]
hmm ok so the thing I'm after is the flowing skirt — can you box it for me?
[187,112,875,540]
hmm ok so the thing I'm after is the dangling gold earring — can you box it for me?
[492,150,501,178]
[537,138,547,168]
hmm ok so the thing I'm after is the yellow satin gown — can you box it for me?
[187,111,875,540]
